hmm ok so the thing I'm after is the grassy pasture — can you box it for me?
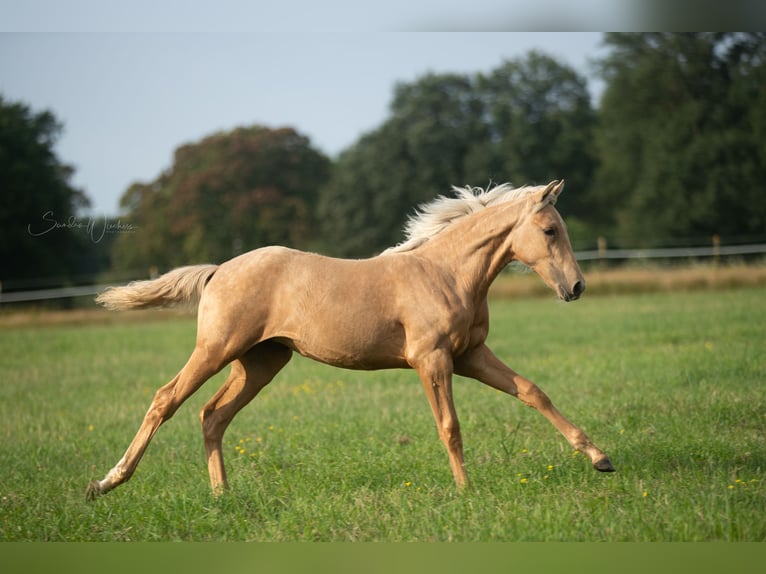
[0,286,764,541]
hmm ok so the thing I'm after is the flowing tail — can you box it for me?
[96,264,219,311]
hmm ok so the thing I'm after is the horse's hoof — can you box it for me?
[593,457,616,472]
[86,480,102,501]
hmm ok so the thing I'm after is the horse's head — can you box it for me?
[510,180,585,302]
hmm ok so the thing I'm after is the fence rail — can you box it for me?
[2,243,766,304]
[574,242,766,261]
[0,284,112,304]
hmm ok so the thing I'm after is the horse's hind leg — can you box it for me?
[86,345,228,500]
[200,341,292,494]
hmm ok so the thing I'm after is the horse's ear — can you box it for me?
[533,180,565,212]
[541,179,565,203]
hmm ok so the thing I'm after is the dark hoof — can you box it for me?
[85,480,102,501]
[593,457,616,472]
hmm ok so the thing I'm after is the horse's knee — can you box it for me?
[519,383,553,411]
[439,419,463,451]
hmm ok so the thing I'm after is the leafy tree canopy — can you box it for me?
[0,95,91,286]
[594,32,766,245]
[319,52,597,256]
[112,125,331,271]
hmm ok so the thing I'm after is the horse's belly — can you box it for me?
[273,327,408,371]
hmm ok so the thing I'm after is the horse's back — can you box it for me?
[196,246,411,368]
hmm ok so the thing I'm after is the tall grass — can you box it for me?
[0,288,763,541]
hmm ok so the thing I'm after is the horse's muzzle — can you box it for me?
[560,280,585,302]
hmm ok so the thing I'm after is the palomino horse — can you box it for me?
[87,180,614,499]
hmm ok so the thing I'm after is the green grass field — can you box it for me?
[0,287,764,541]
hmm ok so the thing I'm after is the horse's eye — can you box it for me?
[543,227,556,237]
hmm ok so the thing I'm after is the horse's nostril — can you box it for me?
[572,281,585,297]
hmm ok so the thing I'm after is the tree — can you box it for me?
[111,126,331,271]
[319,54,598,256]
[319,73,490,257]
[317,126,406,257]
[478,51,598,221]
[0,95,91,287]
[594,33,766,245]
[388,73,490,191]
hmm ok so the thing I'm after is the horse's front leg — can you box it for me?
[410,349,469,490]
[455,344,614,472]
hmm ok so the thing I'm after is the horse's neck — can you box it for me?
[419,201,524,301]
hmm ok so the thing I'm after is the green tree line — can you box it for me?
[2,33,765,287]
[0,94,109,290]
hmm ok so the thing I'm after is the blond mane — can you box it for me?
[385,183,552,254]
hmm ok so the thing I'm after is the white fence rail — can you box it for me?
[0,284,112,304]
[574,242,766,261]
[2,243,766,304]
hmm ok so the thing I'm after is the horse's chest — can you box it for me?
[408,304,478,357]
[448,303,490,358]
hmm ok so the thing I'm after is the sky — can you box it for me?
[1,32,606,216]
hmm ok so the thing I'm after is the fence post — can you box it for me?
[597,236,607,268]
[712,234,720,269]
